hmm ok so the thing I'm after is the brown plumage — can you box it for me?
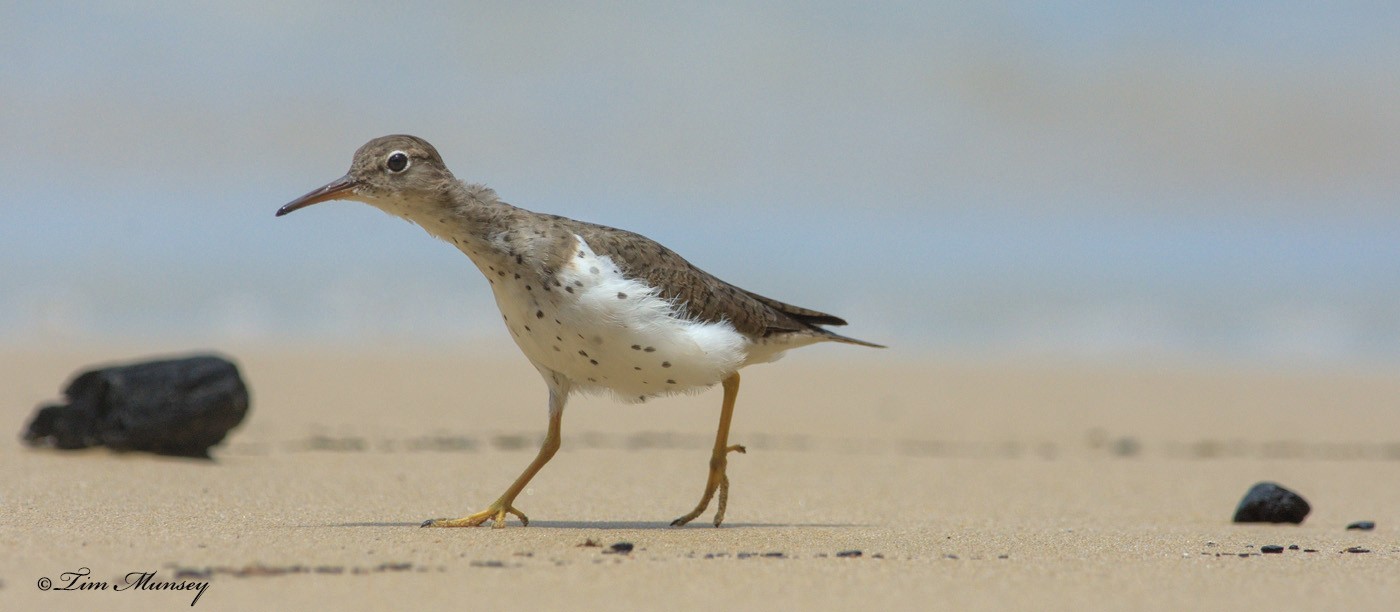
[554,218,881,346]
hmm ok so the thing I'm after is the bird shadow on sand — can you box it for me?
[325,520,859,530]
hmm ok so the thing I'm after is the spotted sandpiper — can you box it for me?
[277,135,883,527]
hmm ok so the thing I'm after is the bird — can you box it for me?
[276,135,883,528]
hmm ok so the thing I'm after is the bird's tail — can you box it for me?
[814,328,886,349]
[743,289,886,348]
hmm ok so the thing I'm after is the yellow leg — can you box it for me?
[672,372,746,527]
[423,399,563,529]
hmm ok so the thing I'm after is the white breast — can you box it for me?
[483,235,750,402]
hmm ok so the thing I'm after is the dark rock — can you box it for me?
[1287,545,1299,550]
[835,550,863,558]
[1345,521,1375,531]
[1343,547,1370,554]
[1232,482,1310,524]
[606,542,634,554]
[21,355,249,458]
[1260,545,1284,554]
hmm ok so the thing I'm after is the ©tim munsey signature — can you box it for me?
[37,566,209,606]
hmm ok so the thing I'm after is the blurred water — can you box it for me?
[2,2,1397,365]
[4,191,1396,365]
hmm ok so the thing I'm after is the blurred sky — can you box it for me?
[2,2,1397,365]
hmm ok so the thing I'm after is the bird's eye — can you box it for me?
[386,151,410,173]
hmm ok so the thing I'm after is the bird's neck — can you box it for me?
[398,180,531,273]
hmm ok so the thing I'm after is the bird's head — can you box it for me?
[276,134,456,218]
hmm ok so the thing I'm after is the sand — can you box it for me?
[2,346,1398,610]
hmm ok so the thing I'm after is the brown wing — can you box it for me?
[567,221,867,342]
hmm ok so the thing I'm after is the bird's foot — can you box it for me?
[671,444,746,527]
[421,501,529,528]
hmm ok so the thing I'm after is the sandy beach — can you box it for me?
[2,346,1398,610]
[6,2,1397,610]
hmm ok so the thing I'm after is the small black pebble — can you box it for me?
[1233,481,1311,524]
[1346,521,1376,531]
[1303,549,1318,553]
[762,552,784,558]
[1261,545,1285,554]
[836,550,862,558]
[871,553,884,559]
[997,554,1009,559]
[606,542,634,554]
[737,552,754,559]
[1288,545,1299,550]
[944,554,959,560]
[578,539,600,548]
[1343,547,1371,554]
[1238,553,1251,558]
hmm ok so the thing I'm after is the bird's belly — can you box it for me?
[488,236,749,401]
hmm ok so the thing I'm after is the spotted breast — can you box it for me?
[485,235,748,401]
